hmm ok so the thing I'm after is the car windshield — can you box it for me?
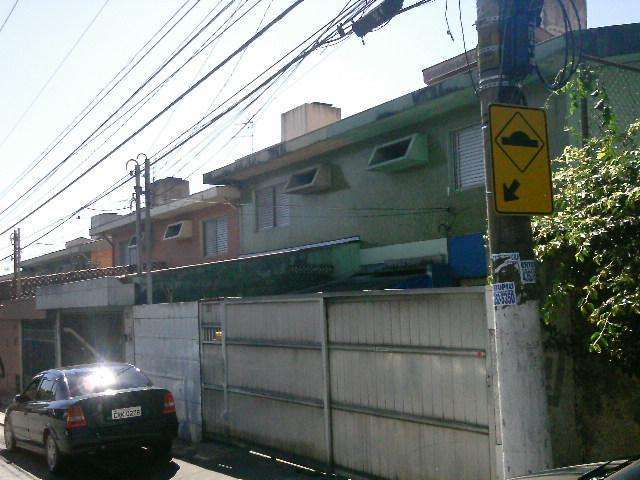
[65,365,151,397]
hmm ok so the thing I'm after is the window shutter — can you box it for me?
[274,183,290,227]
[256,187,274,230]
[204,219,217,256]
[216,217,228,254]
[129,246,138,266]
[118,241,128,266]
[455,125,485,189]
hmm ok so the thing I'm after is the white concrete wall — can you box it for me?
[36,277,134,310]
[132,302,201,442]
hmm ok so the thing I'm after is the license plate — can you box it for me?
[111,406,142,420]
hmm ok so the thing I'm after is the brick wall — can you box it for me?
[91,246,113,267]
[111,203,239,268]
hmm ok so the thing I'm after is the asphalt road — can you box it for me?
[0,413,329,480]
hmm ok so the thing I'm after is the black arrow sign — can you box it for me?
[503,179,520,202]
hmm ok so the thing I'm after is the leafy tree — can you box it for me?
[533,70,640,371]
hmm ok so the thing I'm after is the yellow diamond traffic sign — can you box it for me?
[489,104,553,215]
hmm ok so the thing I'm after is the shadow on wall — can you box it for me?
[545,337,640,467]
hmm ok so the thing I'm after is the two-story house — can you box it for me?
[89,177,241,268]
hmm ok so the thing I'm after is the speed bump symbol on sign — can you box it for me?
[489,104,554,215]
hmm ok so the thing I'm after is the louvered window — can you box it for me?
[454,125,485,189]
[256,183,290,230]
[274,183,290,227]
[203,217,228,257]
[256,187,274,230]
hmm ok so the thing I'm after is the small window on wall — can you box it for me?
[201,325,223,343]
[256,183,290,230]
[454,125,485,189]
[203,217,228,257]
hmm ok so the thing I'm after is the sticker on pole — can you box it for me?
[489,104,553,215]
[493,282,517,306]
[492,252,520,275]
[520,260,537,284]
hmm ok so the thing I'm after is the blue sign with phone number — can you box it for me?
[494,282,517,306]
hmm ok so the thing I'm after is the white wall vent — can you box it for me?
[163,221,193,240]
[284,164,332,194]
[367,133,428,172]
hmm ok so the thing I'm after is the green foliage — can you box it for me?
[533,111,640,370]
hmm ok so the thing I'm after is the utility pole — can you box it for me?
[142,154,153,304]
[127,160,143,277]
[10,228,21,298]
[476,0,551,477]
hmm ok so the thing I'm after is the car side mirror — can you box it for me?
[14,394,26,403]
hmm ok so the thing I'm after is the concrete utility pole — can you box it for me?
[476,0,552,477]
[128,160,143,277]
[10,228,21,298]
[142,154,153,304]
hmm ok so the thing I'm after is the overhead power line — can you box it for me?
[0,0,111,151]
[0,0,393,258]
[0,0,264,228]
[0,0,218,220]
[0,0,19,36]
[0,0,198,202]
[0,0,307,236]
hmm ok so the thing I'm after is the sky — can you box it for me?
[0,0,637,271]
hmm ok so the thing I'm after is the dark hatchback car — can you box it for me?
[3,363,178,473]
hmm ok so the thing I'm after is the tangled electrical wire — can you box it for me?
[0,0,394,261]
[533,0,584,91]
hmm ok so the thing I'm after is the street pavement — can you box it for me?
[0,411,334,480]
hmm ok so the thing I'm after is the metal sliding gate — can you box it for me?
[200,287,493,480]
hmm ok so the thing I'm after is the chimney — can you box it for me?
[149,177,190,207]
[281,103,341,142]
[538,0,587,39]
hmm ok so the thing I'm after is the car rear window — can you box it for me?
[65,366,152,397]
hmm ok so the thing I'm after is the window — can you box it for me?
[119,236,138,266]
[256,183,290,230]
[54,380,69,400]
[21,376,41,401]
[36,378,55,401]
[66,365,151,397]
[127,236,138,265]
[203,217,228,257]
[454,125,485,189]
[201,325,223,343]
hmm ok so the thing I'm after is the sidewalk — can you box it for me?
[1,406,329,479]
[171,440,331,479]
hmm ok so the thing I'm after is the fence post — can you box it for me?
[319,295,334,468]
[221,301,230,436]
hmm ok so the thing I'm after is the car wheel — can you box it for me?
[3,419,16,452]
[151,439,173,464]
[45,434,64,473]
